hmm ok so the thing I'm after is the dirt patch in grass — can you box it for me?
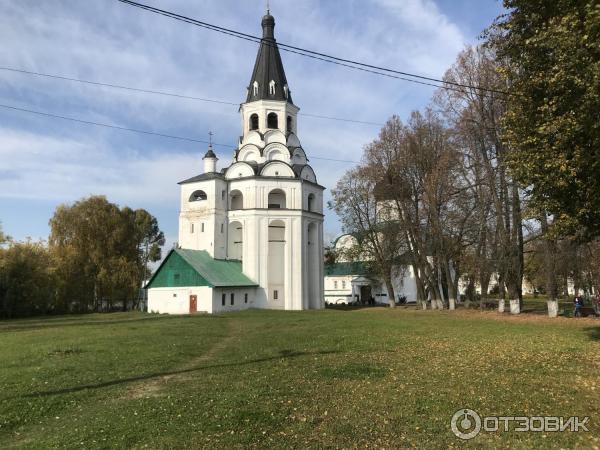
[47,348,83,356]
[125,319,241,400]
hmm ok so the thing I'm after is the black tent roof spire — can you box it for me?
[203,131,216,159]
[245,11,293,104]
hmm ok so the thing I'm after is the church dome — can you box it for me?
[261,13,275,33]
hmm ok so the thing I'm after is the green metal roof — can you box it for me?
[324,261,370,276]
[146,249,258,289]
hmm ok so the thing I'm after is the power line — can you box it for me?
[0,103,360,164]
[0,66,383,126]
[114,0,459,93]
[0,67,238,106]
[299,112,381,126]
[115,0,515,97]
[0,103,223,146]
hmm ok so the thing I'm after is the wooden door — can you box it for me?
[360,285,371,305]
[189,295,197,313]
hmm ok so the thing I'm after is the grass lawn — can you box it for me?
[0,309,598,449]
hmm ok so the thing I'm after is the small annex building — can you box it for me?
[147,249,258,314]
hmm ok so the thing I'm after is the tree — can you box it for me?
[49,196,164,312]
[366,112,473,310]
[489,0,600,238]
[332,111,472,310]
[0,222,10,246]
[132,208,165,309]
[436,45,524,313]
[0,240,55,318]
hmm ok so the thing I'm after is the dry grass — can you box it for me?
[0,309,598,449]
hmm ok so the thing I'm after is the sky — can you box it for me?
[0,0,506,250]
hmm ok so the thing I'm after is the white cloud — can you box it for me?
[0,127,194,206]
[0,0,480,240]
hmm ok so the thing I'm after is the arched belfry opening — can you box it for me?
[230,190,243,210]
[189,190,207,202]
[287,115,293,133]
[307,193,315,212]
[249,114,259,130]
[267,112,278,129]
[268,219,286,304]
[268,189,286,209]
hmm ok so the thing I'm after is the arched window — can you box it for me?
[228,221,243,260]
[269,80,276,96]
[307,222,319,308]
[249,114,259,130]
[268,189,286,209]
[253,81,259,96]
[287,115,293,133]
[189,190,207,202]
[230,190,243,210]
[267,112,278,129]
[268,220,286,303]
[307,193,315,212]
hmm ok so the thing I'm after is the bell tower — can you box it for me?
[177,10,325,310]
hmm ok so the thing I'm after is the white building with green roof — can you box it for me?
[324,234,419,305]
[147,11,324,314]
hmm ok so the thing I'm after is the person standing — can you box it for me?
[574,295,583,317]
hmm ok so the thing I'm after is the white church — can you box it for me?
[146,11,325,314]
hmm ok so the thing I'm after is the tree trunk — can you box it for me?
[480,272,490,310]
[541,213,558,317]
[509,299,520,314]
[547,299,559,318]
[384,277,396,309]
[444,260,457,311]
[512,183,524,310]
[465,277,474,308]
[414,267,426,303]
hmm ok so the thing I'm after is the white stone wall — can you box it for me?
[148,286,260,314]
[148,286,213,314]
[179,178,228,258]
[212,287,257,313]
[177,182,324,312]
